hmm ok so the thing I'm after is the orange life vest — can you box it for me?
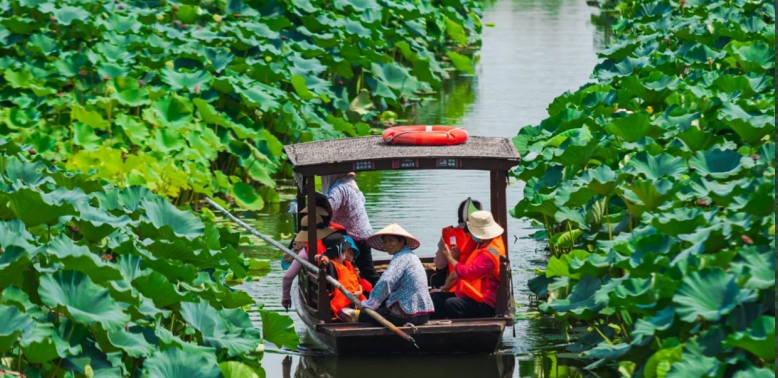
[329,260,366,317]
[456,237,506,303]
[303,240,326,255]
[441,226,476,273]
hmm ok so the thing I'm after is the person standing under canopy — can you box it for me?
[322,172,378,285]
[357,223,434,327]
[433,211,506,319]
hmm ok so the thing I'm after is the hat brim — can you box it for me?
[294,227,336,242]
[366,233,420,252]
[468,223,504,240]
[300,206,330,216]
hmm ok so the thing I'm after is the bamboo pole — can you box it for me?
[205,197,419,349]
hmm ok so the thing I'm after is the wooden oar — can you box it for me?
[205,198,419,349]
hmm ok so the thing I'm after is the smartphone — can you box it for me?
[449,236,457,247]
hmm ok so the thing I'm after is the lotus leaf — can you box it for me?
[673,269,739,323]
[605,112,651,142]
[546,249,589,279]
[106,329,156,358]
[631,307,675,339]
[625,152,687,181]
[38,270,130,331]
[544,275,603,319]
[180,299,260,356]
[140,196,205,239]
[665,354,719,378]
[723,316,775,360]
[259,308,300,350]
[445,51,474,75]
[0,304,33,352]
[143,347,222,378]
[47,236,123,283]
[220,361,262,378]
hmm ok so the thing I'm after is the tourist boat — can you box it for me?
[283,135,521,355]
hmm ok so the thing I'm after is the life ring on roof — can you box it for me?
[382,126,468,146]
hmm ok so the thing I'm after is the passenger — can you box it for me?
[357,223,434,327]
[434,211,506,319]
[281,214,336,309]
[430,198,484,291]
[342,235,373,295]
[322,173,379,285]
[319,233,367,322]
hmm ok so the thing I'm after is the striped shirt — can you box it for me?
[361,248,434,316]
[327,178,373,241]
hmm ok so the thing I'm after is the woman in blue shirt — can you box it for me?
[358,223,434,326]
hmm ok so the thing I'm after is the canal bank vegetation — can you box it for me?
[0,139,298,377]
[512,0,774,376]
[0,0,482,211]
[0,0,486,376]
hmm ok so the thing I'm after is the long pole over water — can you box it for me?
[205,197,419,349]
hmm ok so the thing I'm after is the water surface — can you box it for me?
[232,0,605,376]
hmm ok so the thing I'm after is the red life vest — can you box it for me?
[329,260,366,317]
[441,226,476,273]
[456,237,506,304]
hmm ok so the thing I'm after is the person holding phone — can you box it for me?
[429,198,483,319]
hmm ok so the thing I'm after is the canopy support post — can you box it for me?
[490,170,511,319]
[307,176,317,265]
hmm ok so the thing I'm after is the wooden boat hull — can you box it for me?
[294,286,509,355]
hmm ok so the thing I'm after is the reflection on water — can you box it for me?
[229,0,606,376]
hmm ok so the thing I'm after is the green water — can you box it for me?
[230,0,612,376]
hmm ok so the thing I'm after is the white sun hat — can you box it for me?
[366,223,421,251]
[467,211,504,240]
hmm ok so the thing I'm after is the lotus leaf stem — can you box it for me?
[49,324,75,378]
[592,324,614,346]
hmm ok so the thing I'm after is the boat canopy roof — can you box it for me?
[284,136,521,176]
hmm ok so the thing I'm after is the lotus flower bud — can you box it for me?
[741,235,753,245]
[156,13,165,21]
[84,365,94,378]
[172,5,179,11]
[139,79,146,86]
[102,76,110,81]
[646,106,653,114]
[79,70,87,76]
[194,84,201,94]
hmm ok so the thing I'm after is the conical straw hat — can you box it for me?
[294,214,336,242]
[366,223,420,251]
[467,211,504,240]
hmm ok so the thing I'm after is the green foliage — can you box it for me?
[0,0,482,210]
[515,0,775,375]
[0,139,295,377]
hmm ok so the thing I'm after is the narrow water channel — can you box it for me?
[232,0,604,376]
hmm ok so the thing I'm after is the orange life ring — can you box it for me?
[382,126,468,146]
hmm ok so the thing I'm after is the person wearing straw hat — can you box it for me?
[281,214,338,309]
[434,211,507,319]
[322,172,379,286]
[357,223,434,327]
